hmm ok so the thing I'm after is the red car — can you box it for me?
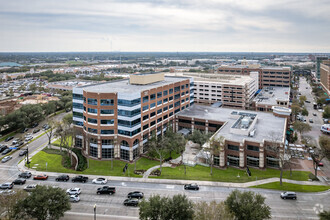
[33,174,48,180]
[318,162,324,167]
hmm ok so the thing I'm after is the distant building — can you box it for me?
[72,73,194,161]
[176,105,288,169]
[217,65,291,88]
[316,56,328,79]
[166,72,258,109]
[320,59,330,95]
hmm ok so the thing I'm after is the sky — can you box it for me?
[0,0,329,53]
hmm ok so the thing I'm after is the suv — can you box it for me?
[56,175,70,182]
[72,175,88,183]
[127,191,144,199]
[19,171,32,179]
[97,186,116,195]
[280,192,297,200]
[19,149,28,156]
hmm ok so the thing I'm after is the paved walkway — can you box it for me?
[142,163,172,178]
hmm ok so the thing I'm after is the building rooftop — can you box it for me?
[166,72,254,85]
[177,104,286,143]
[253,86,290,106]
[81,76,189,93]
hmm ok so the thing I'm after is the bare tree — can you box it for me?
[205,136,225,175]
[194,201,234,220]
[310,138,327,178]
[268,132,293,185]
[0,190,28,219]
[148,133,169,173]
[45,118,55,148]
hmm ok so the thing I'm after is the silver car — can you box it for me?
[69,194,80,202]
[1,156,12,163]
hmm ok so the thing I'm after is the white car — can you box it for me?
[25,136,33,142]
[66,188,81,195]
[69,194,80,202]
[92,178,107,184]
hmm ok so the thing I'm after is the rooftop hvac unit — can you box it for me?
[249,129,256,137]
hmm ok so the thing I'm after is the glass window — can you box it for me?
[227,144,239,151]
[157,117,162,123]
[174,86,180,92]
[163,114,168,120]
[227,155,239,167]
[150,94,156,100]
[100,109,114,114]
[143,105,149,111]
[143,124,149,130]
[75,137,82,148]
[118,98,140,107]
[169,104,173,109]
[88,118,98,124]
[118,118,141,127]
[120,149,130,161]
[101,119,114,125]
[181,85,185,89]
[266,156,279,168]
[163,98,168,103]
[157,100,162,105]
[247,156,259,167]
[118,128,141,137]
[74,121,83,126]
[73,103,84,109]
[100,99,114,106]
[88,98,98,105]
[88,128,97,134]
[88,108,97,114]
[174,94,180,100]
[150,111,156,117]
[143,96,149,103]
[169,88,173,94]
[102,148,114,159]
[133,147,139,160]
[90,145,98,157]
[174,101,180,107]
[73,111,83,118]
[157,92,162,98]
[150,120,156,126]
[247,145,259,152]
[157,109,162,114]
[102,139,113,145]
[169,96,173,101]
[214,156,220,166]
[118,108,141,117]
[163,106,168,111]
[169,112,173,116]
[163,90,168,96]
[101,130,114,134]
[150,102,156,108]
[143,115,149,121]
[73,93,83,100]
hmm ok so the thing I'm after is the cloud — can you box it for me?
[0,0,329,52]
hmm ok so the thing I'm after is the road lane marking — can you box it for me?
[166,185,174,189]
[188,197,201,199]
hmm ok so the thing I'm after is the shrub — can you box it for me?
[62,153,71,168]
[309,173,319,181]
[72,148,87,171]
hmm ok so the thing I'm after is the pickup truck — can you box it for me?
[97,186,116,195]
[72,175,88,183]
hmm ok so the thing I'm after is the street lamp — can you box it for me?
[94,204,96,220]
[26,145,30,168]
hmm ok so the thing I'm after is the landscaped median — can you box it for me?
[250,182,330,192]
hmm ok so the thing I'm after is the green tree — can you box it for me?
[301,108,309,116]
[188,130,212,146]
[12,185,71,220]
[0,190,28,219]
[299,95,307,103]
[319,210,330,220]
[319,135,330,159]
[225,190,271,220]
[291,104,301,120]
[194,201,234,220]
[323,106,330,119]
[293,121,311,136]
[206,136,224,175]
[29,83,37,93]
[139,194,194,220]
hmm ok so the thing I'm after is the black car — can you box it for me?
[19,171,32,179]
[31,123,39,128]
[20,128,29,133]
[12,178,26,185]
[123,198,139,206]
[2,148,12,155]
[4,136,14,142]
[280,192,297,200]
[14,142,24,148]
[184,183,199,190]
[19,149,28,156]
[72,175,88,183]
[127,191,144,199]
[33,129,40,134]
[56,175,70,182]
[97,186,116,195]
[0,145,8,153]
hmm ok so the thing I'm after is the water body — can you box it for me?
[0,62,22,67]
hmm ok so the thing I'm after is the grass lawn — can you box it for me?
[250,182,330,192]
[52,136,72,147]
[151,165,311,183]
[29,151,160,177]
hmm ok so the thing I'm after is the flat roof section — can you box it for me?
[253,86,290,106]
[81,76,189,93]
[177,104,286,143]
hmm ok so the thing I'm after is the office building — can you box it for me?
[252,86,290,112]
[316,56,329,79]
[320,59,330,95]
[72,73,193,161]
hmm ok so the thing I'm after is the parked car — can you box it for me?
[127,191,144,199]
[25,136,33,142]
[19,149,28,156]
[123,198,139,206]
[32,129,40,134]
[31,123,39,128]
[313,113,317,116]
[19,171,32,179]
[56,175,70,182]
[92,177,107,184]
[305,100,310,103]
[0,190,16,196]
[4,136,14,142]
[42,124,50,130]
[33,174,48,180]
[0,145,8,153]
[12,178,26,185]
[69,194,80,202]
[20,128,29,133]
[66,188,81,195]
[309,118,314,123]
[280,192,297,200]
[24,184,37,192]
[12,138,21,145]
[318,162,324,167]
[2,148,12,155]
[72,175,88,183]
[97,186,116,195]
[1,156,12,163]
[0,183,13,189]
[14,142,24,148]
[184,183,199,190]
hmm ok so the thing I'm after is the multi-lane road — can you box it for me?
[0,109,329,219]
